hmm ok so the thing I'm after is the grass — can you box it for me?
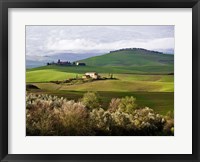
[26,70,82,82]
[26,64,174,81]
[26,56,174,116]
[79,50,174,66]
[58,80,173,92]
[30,74,174,92]
[27,89,173,115]
[27,72,174,115]
[26,65,173,82]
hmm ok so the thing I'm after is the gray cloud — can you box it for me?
[26,25,174,57]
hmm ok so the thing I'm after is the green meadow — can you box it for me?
[26,65,174,82]
[26,49,174,116]
[27,69,174,115]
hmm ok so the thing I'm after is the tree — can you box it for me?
[81,92,101,110]
[118,96,137,113]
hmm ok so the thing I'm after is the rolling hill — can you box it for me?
[26,48,174,115]
[26,48,174,82]
[78,48,174,67]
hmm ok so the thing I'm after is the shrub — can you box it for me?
[26,93,93,136]
[118,96,137,113]
[166,111,174,119]
[81,92,101,110]
[108,98,121,112]
[163,118,174,135]
[132,107,165,135]
[90,108,113,135]
[163,111,174,135]
[53,101,93,135]
[89,106,166,136]
[26,99,58,135]
[26,93,174,136]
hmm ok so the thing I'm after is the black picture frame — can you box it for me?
[0,0,199,161]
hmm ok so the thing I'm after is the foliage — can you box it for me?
[108,98,121,112]
[163,111,174,135]
[26,93,92,136]
[108,96,137,114]
[89,107,166,136]
[53,100,93,135]
[90,108,113,135]
[118,96,137,114]
[26,93,174,136]
[81,92,101,110]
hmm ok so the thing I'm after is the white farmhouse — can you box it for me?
[82,72,100,79]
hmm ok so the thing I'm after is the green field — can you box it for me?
[26,49,174,116]
[26,65,174,82]
[27,72,174,115]
[29,73,173,92]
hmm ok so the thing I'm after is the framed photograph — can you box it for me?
[0,0,199,161]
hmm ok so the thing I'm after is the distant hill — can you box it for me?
[26,60,46,69]
[78,48,174,67]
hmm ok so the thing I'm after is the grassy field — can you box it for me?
[31,79,173,92]
[26,65,174,82]
[27,72,174,115]
[27,73,174,92]
[26,50,174,116]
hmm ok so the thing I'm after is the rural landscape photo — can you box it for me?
[26,25,174,136]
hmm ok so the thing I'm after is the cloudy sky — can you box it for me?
[26,25,174,58]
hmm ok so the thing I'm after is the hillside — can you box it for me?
[26,48,174,115]
[78,48,174,67]
[27,48,174,82]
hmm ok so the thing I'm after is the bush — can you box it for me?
[81,92,101,110]
[163,111,174,135]
[132,107,165,135]
[108,98,121,112]
[118,96,137,113]
[53,101,93,135]
[166,111,174,119]
[26,93,93,136]
[26,93,174,136]
[89,107,166,136]
[26,98,59,135]
[90,108,113,135]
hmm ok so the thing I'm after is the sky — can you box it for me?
[26,25,174,58]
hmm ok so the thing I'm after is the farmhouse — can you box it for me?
[82,72,100,79]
